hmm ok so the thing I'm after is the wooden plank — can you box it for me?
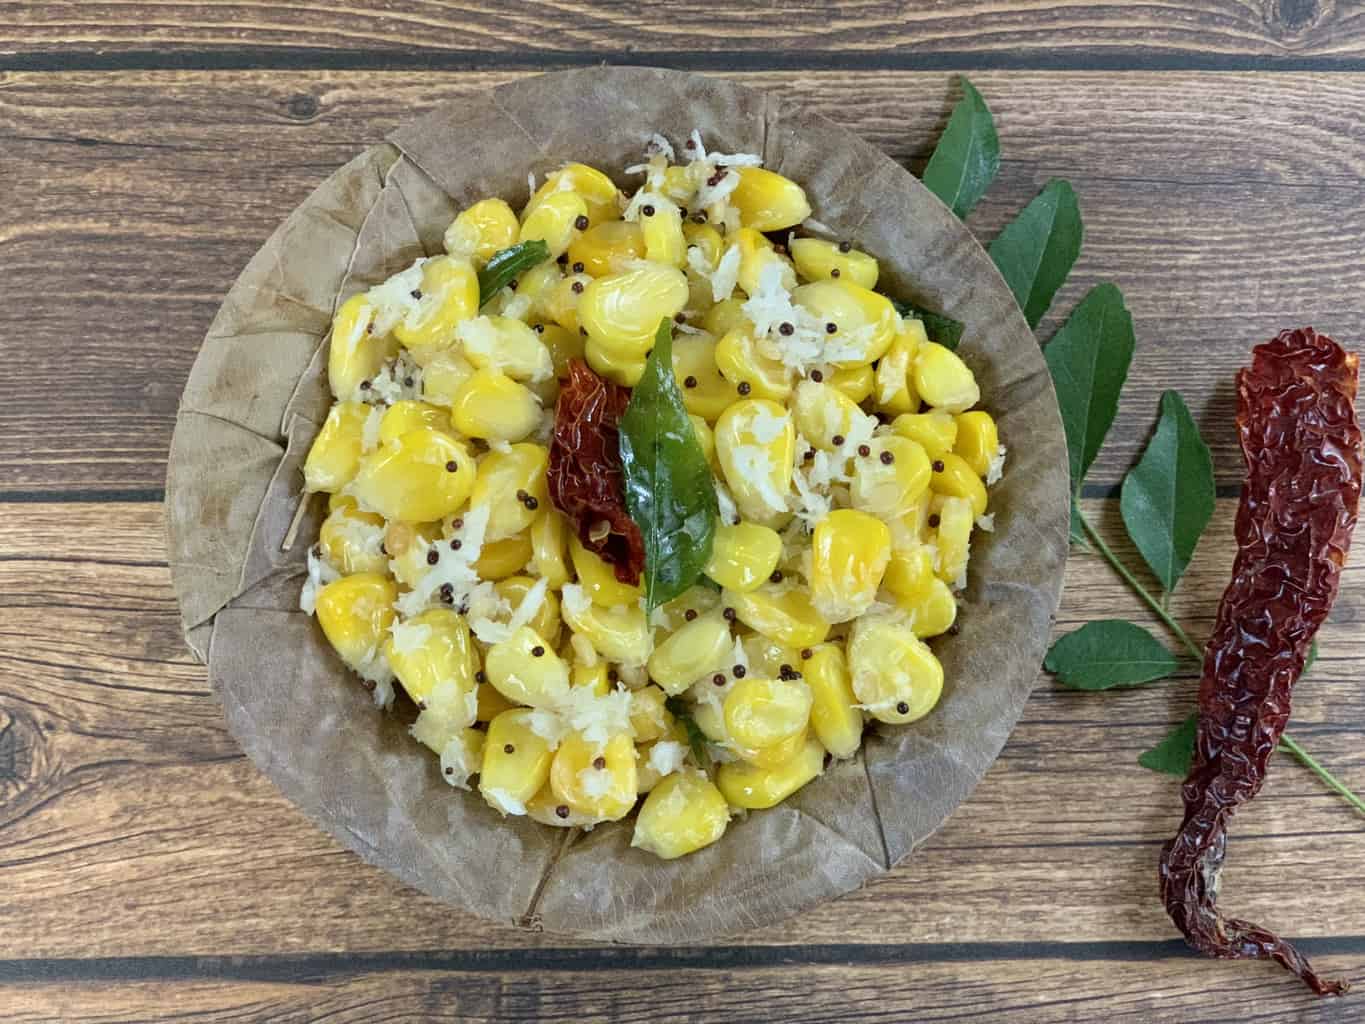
[3,499,1365,966]
[5,70,1364,494]
[3,1,1359,64]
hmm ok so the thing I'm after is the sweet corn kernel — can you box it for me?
[544,272,593,335]
[474,531,534,579]
[585,337,647,387]
[804,644,862,758]
[566,220,645,277]
[328,293,398,400]
[672,334,734,422]
[529,509,572,588]
[729,167,812,232]
[526,784,599,827]
[742,727,810,768]
[810,509,892,623]
[741,635,801,679]
[914,341,980,413]
[883,544,936,605]
[550,732,638,821]
[393,256,479,352]
[907,575,958,639]
[528,162,620,227]
[725,585,830,648]
[848,615,944,724]
[485,625,570,708]
[717,735,824,809]
[519,190,588,260]
[420,351,477,407]
[651,585,721,633]
[849,436,932,521]
[561,586,652,665]
[789,237,879,289]
[450,369,543,443]
[733,227,795,296]
[640,195,687,267]
[476,680,517,722]
[384,608,478,711]
[647,613,733,695]
[471,443,549,543]
[480,709,555,815]
[689,414,720,475]
[715,327,792,402]
[517,261,564,319]
[318,501,388,575]
[701,297,748,338]
[791,379,865,452]
[444,198,519,266]
[705,521,783,592]
[715,399,796,526]
[683,222,725,268]
[792,280,897,367]
[378,400,452,446]
[632,771,729,859]
[303,401,371,493]
[496,576,562,646]
[315,573,398,675]
[411,721,484,788]
[386,521,443,589]
[954,410,1000,478]
[691,698,727,744]
[572,661,611,697]
[931,452,988,517]
[569,534,643,606]
[874,320,923,416]
[351,426,475,522]
[458,316,554,384]
[723,676,812,751]
[892,410,957,459]
[933,495,975,586]
[629,685,671,742]
[827,364,875,404]
[579,263,689,358]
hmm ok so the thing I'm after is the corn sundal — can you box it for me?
[300,131,1006,859]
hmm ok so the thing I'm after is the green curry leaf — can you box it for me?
[477,240,550,307]
[1139,714,1197,776]
[989,179,1083,328]
[922,77,1000,220]
[1045,620,1179,691]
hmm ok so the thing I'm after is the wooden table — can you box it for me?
[5,4,1365,1020]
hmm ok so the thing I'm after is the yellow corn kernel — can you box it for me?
[691,698,727,743]
[315,573,397,674]
[733,227,795,296]
[528,163,620,227]
[526,784,599,827]
[723,676,812,752]
[629,685,671,742]
[892,410,957,460]
[673,334,734,421]
[485,625,570,708]
[303,401,371,493]
[729,167,812,232]
[715,327,792,402]
[804,644,862,758]
[328,492,359,513]
[810,509,892,623]
[827,364,875,404]
[789,237,879,290]
[444,198,519,266]
[850,435,931,521]
[450,369,542,443]
[412,720,484,787]
[378,400,452,446]
[529,509,572,588]
[705,521,782,592]
[651,585,721,633]
[536,322,585,381]
[474,531,533,580]
[933,495,975,586]
[647,613,733,695]
[883,543,936,605]
[639,196,687,267]
[476,680,516,721]
[480,709,555,815]
[393,256,479,352]
[725,585,830,648]
[328,293,398,400]
[792,279,898,367]
[457,316,554,384]
[561,586,652,665]
[519,190,588,260]
[741,636,801,679]
[496,576,562,646]
[550,732,638,821]
[469,443,548,543]
[847,615,944,724]
[420,351,477,408]
[515,261,564,319]
[632,771,729,859]
[318,502,387,576]
[579,264,689,358]
[701,297,749,338]
[386,521,443,589]
[914,341,980,413]
[717,735,824,809]
[634,743,667,795]
[384,608,478,710]
[874,320,923,416]
[684,222,725,268]
[743,727,810,768]
[689,414,720,475]
[661,164,696,205]
[351,426,475,522]
[790,379,865,451]
[954,410,1000,478]
[569,534,642,606]
[715,399,796,526]
[931,452,988,517]
[584,337,647,387]
[544,272,593,335]
[567,220,646,277]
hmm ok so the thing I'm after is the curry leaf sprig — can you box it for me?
[924,76,1364,814]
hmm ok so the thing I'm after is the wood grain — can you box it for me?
[3,1,1359,65]
[6,70,1365,494]
[2,498,1363,991]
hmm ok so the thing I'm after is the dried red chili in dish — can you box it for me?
[547,358,645,585]
[1159,328,1362,997]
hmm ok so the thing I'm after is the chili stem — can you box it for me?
[1075,504,1365,814]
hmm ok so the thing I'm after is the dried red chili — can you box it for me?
[1159,328,1362,997]
[547,359,645,585]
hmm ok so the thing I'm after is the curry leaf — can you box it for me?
[1139,714,1197,776]
[1045,620,1179,690]
[619,320,718,612]
[477,240,549,306]
[1121,391,1215,593]
[922,77,1000,220]
[1044,282,1136,495]
[891,299,965,351]
[989,179,1083,328]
